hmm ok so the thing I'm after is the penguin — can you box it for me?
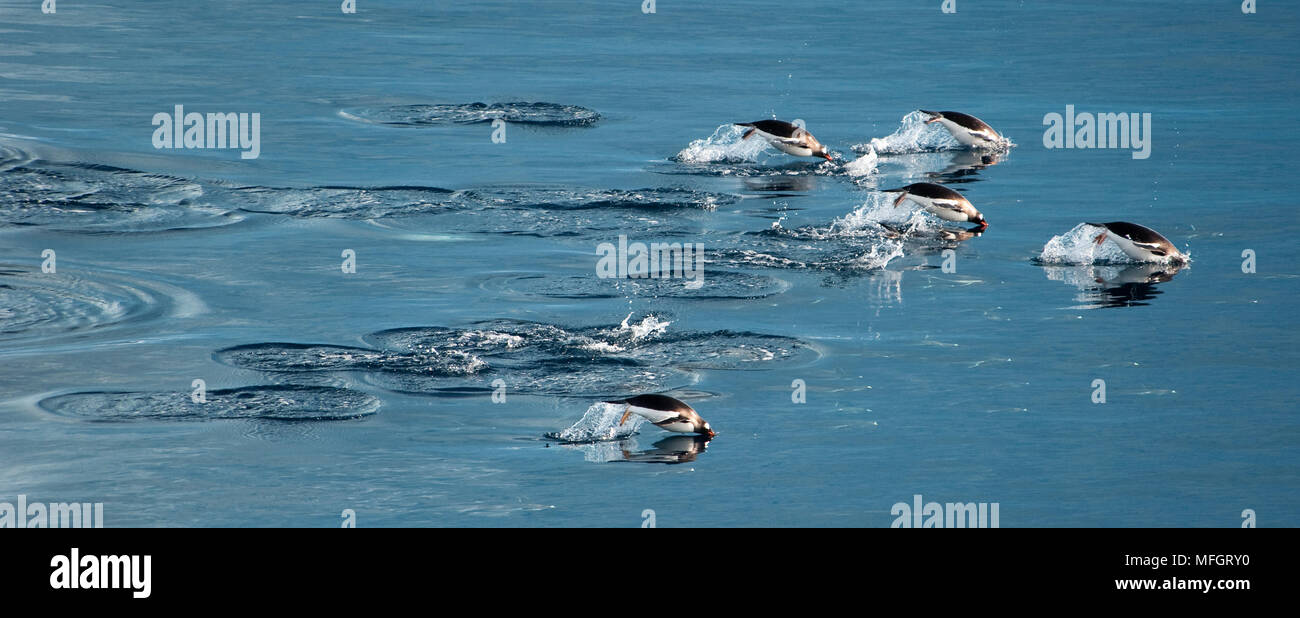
[919,110,1004,149]
[1087,222,1188,263]
[735,119,834,161]
[883,182,987,227]
[604,394,715,437]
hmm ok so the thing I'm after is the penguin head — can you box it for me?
[802,132,832,162]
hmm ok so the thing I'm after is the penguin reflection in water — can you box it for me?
[1088,262,1185,309]
[618,435,711,465]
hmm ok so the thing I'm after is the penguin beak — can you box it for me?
[820,153,834,162]
[924,115,942,124]
[893,193,907,207]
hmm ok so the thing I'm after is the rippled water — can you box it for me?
[1,0,1296,527]
[340,102,601,127]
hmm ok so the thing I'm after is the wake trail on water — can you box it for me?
[339,102,601,127]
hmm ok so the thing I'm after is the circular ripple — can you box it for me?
[0,264,191,343]
[0,142,36,172]
[340,102,600,127]
[364,321,564,356]
[213,342,487,375]
[219,319,815,399]
[362,359,697,398]
[629,331,822,370]
[40,385,380,422]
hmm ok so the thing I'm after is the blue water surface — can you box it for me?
[0,0,1296,527]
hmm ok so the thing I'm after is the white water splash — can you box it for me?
[618,312,670,340]
[551,401,645,442]
[859,111,962,154]
[844,145,878,177]
[849,241,906,270]
[674,124,771,164]
[829,192,942,236]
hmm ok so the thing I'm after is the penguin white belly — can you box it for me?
[656,420,697,433]
[626,405,679,425]
[769,138,813,158]
[907,195,966,222]
[926,204,968,222]
[1103,234,1153,262]
[938,118,997,148]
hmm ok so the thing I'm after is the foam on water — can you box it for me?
[338,102,601,127]
[618,312,669,340]
[546,401,646,443]
[844,146,878,177]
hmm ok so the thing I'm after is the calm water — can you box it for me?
[1,1,1296,527]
